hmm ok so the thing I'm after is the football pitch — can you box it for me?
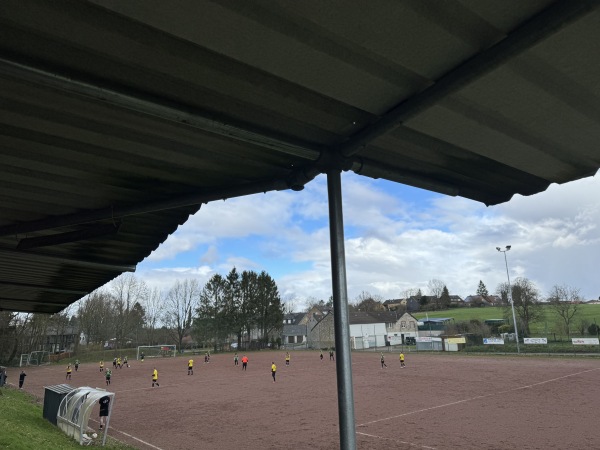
[11,351,600,449]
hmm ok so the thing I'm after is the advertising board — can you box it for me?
[483,338,504,345]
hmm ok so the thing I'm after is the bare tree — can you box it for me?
[110,274,148,348]
[77,290,114,345]
[497,277,543,336]
[23,313,49,353]
[163,279,200,350]
[0,312,32,364]
[142,287,164,345]
[548,285,581,338]
[401,288,421,301]
[467,319,492,338]
[352,291,385,312]
[282,294,297,314]
[428,279,445,301]
[306,296,333,311]
[49,305,75,353]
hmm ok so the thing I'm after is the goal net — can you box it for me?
[136,345,177,360]
[25,351,50,366]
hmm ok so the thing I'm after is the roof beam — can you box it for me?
[0,179,291,237]
[17,223,121,250]
[0,298,69,313]
[339,0,600,157]
[0,297,69,307]
[0,281,88,296]
[0,56,321,161]
[0,248,136,273]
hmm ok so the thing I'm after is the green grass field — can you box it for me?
[414,303,600,337]
[0,388,135,450]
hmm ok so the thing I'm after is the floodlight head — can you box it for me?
[496,247,501,251]
[506,245,511,250]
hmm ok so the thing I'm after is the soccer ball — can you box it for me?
[92,433,98,439]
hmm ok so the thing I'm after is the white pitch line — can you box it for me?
[357,431,436,449]
[108,426,166,450]
[86,417,165,450]
[358,367,600,427]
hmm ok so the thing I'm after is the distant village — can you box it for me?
[282,294,502,351]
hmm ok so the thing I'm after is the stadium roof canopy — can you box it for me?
[2,1,600,314]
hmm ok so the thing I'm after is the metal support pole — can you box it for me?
[326,170,356,450]
[497,246,520,354]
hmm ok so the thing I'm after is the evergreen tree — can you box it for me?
[251,271,284,345]
[195,274,227,350]
[194,269,284,349]
[476,280,489,297]
[440,286,451,309]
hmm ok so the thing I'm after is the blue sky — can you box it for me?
[134,171,600,311]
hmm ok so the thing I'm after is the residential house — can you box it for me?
[282,312,309,346]
[308,310,419,350]
[463,295,493,307]
[307,310,335,349]
[44,325,79,353]
[385,312,419,345]
[282,306,330,348]
[449,295,464,306]
[302,305,328,324]
[383,298,421,312]
[383,299,403,311]
[401,296,421,312]
[409,295,443,310]
[486,295,502,306]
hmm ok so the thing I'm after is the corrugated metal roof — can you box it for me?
[1,0,600,313]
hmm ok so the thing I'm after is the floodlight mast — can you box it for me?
[496,245,520,353]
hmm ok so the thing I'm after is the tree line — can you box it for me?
[0,269,284,365]
[194,268,283,350]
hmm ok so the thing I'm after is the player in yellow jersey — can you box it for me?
[152,367,160,387]
[271,362,277,383]
[188,358,193,375]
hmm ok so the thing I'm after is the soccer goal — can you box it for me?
[25,351,51,366]
[136,345,177,360]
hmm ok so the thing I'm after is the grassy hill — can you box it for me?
[413,304,600,337]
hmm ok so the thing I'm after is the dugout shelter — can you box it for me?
[2,2,600,449]
[56,386,115,447]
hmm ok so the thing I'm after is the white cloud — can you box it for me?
[135,172,600,309]
[133,265,216,293]
[200,245,219,264]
